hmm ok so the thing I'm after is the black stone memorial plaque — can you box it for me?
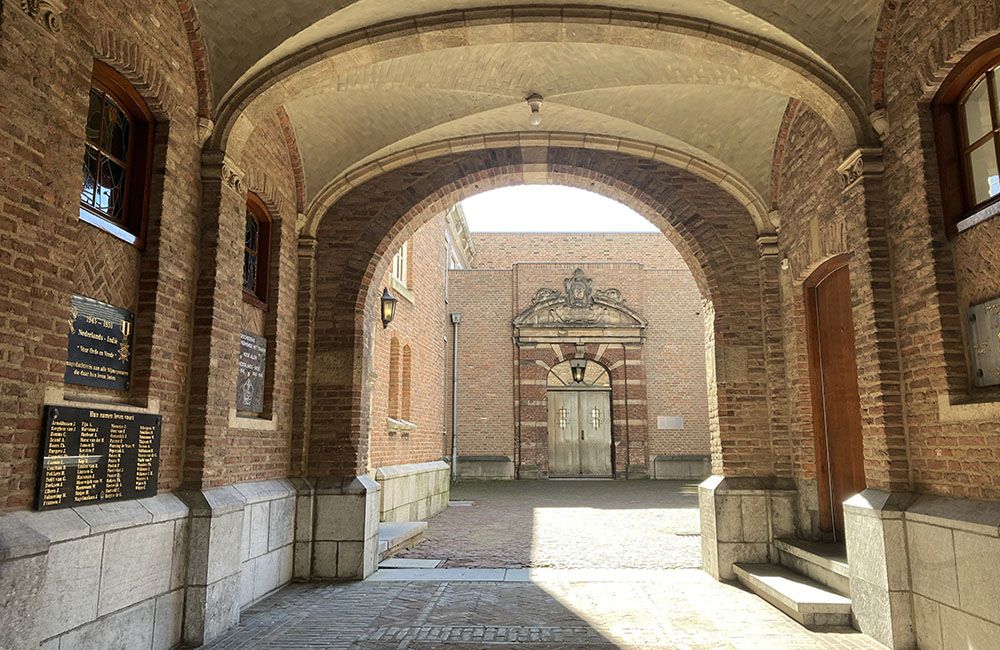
[36,405,161,510]
[65,295,133,391]
[236,331,267,413]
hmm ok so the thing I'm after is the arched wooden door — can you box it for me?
[546,361,613,477]
[805,258,866,541]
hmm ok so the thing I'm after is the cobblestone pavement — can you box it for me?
[206,481,882,649]
[398,480,703,569]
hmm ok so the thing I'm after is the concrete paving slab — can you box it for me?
[366,568,506,581]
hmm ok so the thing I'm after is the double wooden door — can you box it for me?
[806,260,866,541]
[547,390,613,477]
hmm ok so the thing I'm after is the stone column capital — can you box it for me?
[297,234,318,258]
[838,147,885,192]
[201,151,246,196]
[756,233,780,259]
[17,0,67,35]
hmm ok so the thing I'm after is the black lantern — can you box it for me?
[380,287,398,328]
[569,358,587,383]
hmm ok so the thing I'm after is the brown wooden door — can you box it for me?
[806,260,866,541]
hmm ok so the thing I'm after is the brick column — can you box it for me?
[290,234,317,477]
[184,151,247,488]
[179,152,248,644]
[838,148,915,648]
[757,237,792,477]
[838,148,910,491]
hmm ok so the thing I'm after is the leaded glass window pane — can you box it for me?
[80,87,132,225]
[969,140,1000,203]
[963,77,993,143]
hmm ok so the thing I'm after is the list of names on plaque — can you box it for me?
[236,331,267,413]
[36,405,162,511]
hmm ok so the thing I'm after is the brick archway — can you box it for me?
[296,145,781,486]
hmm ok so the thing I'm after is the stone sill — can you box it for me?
[390,276,415,304]
[45,385,160,415]
[937,392,1000,422]
[387,417,417,434]
[229,409,278,431]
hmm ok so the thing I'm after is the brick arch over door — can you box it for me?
[298,146,781,481]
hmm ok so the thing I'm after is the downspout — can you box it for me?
[450,313,461,480]
[621,343,631,479]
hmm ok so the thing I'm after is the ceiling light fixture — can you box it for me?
[526,93,543,126]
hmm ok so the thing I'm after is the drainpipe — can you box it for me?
[450,312,461,480]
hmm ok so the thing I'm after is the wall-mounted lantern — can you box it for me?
[380,287,398,328]
[570,358,587,384]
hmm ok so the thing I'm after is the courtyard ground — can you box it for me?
[206,480,882,649]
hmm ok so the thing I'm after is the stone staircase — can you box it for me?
[734,538,853,629]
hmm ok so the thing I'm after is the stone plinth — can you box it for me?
[293,476,380,580]
[698,476,797,580]
[375,461,450,522]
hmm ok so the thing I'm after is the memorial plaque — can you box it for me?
[236,331,267,413]
[968,297,1000,388]
[36,405,161,511]
[65,295,133,391]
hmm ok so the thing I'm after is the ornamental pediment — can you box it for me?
[513,269,647,329]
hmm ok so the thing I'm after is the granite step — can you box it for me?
[775,538,851,597]
[377,521,427,562]
[734,563,852,629]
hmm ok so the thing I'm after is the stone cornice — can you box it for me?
[838,148,885,192]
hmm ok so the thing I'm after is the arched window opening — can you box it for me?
[401,345,412,421]
[388,337,401,419]
[932,34,1000,234]
[243,192,272,307]
[79,61,155,247]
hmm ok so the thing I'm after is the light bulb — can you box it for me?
[525,93,543,127]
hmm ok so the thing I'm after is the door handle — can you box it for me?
[580,430,585,441]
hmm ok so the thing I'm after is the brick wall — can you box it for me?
[0,0,302,510]
[446,234,710,471]
[0,0,202,509]
[878,0,1000,500]
[368,213,449,469]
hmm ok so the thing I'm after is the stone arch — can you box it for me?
[304,132,774,237]
[209,8,874,154]
[302,145,775,481]
[173,0,214,120]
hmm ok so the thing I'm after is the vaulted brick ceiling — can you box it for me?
[194,0,884,209]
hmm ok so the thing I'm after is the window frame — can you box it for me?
[932,34,1000,235]
[243,192,272,310]
[391,240,410,288]
[79,60,155,248]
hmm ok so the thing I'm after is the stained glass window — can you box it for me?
[80,88,131,225]
[558,408,568,431]
[591,406,602,430]
[244,210,259,293]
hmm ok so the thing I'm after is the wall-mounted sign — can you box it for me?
[236,331,267,413]
[36,405,161,511]
[968,298,1000,388]
[657,416,685,430]
[65,295,133,391]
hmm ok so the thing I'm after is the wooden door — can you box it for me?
[547,391,612,477]
[806,260,866,540]
[548,391,580,475]
[578,391,613,476]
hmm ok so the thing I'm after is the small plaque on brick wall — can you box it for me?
[36,405,161,510]
[657,416,685,430]
[968,298,1000,388]
[65,295,133,391]
[236,331,267,413]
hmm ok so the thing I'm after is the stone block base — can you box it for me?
[291,476,380,581]
[375,461,450,522]
[698,475,797,581]
[455,455,515,479]
[652,455,710,480]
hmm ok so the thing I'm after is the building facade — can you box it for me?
[448,233,710,481]
[0,1,999,648]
